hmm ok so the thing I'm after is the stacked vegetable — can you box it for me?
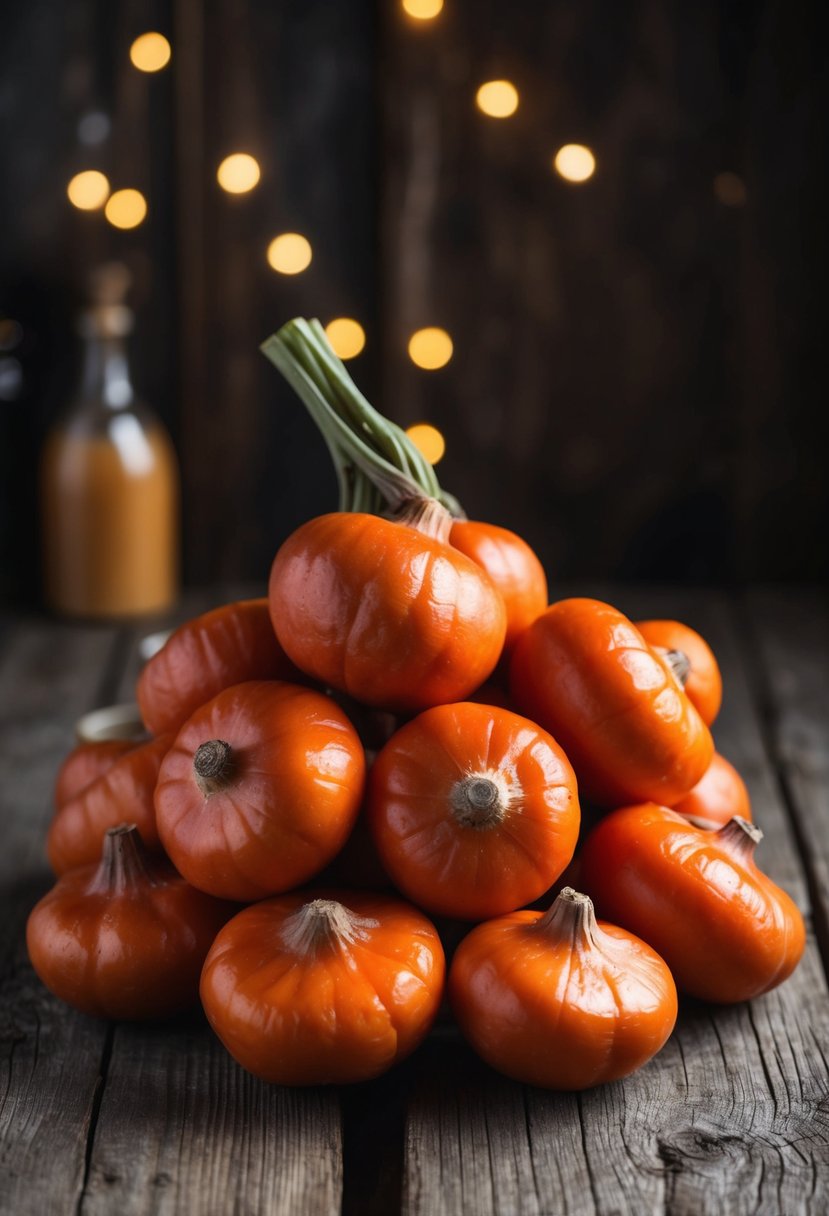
[28,318,805,1092]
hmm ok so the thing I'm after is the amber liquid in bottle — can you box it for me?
[41,291,179,618]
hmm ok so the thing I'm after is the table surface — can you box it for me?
[1,585,828,1216]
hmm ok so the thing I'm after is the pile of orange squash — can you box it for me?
[28,319,805,1091]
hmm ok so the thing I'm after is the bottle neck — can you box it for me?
[81,333,134,410]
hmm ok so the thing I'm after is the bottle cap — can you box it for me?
[77,262,134,338]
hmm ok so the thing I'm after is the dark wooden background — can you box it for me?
[1,0,826,608]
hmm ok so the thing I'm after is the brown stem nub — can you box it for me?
[534,887,600,950]
[450,775,508,829]
[715,816,763,864]
[193,739,234,795]
[654,646,691,687]
[89,823,159,894]
[281,898,379,956]
[393,496,453,544]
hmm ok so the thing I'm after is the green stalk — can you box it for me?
[260,318,465,517]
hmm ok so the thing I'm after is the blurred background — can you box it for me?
[1,0,826,615]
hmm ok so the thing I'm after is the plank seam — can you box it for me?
[733,593,829,986]
[75,1022,115,1216]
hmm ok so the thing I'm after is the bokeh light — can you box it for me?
[217,153,261,194]
[67,170,110,211]
[408,327,453,370]
[266,233,313,275]
[402,0,444,20]
[406,423,446,465]
[475,80,519,119]
[714,171,747,207]
[104,189,147,229]
[129,32,172,73]
[553,144,596,183]
[325,318,366,360]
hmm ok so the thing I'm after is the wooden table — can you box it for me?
[1,586,827,1215]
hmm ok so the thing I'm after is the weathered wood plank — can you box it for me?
[745,587,829,974]
[78,590,343,1216]
[0,620,122,1215]
[403,589,829,1216]
[79,1019,342,1216]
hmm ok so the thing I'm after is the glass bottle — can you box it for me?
[41,264,179,618]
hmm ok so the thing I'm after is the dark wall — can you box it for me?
[1,0,825,607]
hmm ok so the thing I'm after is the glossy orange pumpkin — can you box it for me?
[510,598,713,807]
[54,739,136,809]
[28,825,233,1019]
[580,803,805,1002]
[367,702,580,920]
[449,887,677,1089]
[47,733,172,875]
[268,502,506,713]
[155,681,365,901]
[449,520,547,652]
[636,618,722,726]
[200,890,445,1084]
[137,598,300,736]
[671,751,751,829]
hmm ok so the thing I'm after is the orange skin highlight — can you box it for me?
[48,733,172,874]
[636,619,722,726]
[580,804,805,1003]
[671,752,751,829]
[28,826,234,1020]
[449,889,677,1090]
[200,890,445,1085]
[367,702,580,920]
[54,739,137,809]
[510,598,713,807]
[449,520,547,652]
[155,681,365,901]
[268,513,506,714]
[137,598,300,736]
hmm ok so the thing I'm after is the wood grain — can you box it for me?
[0,620,121,1215]
[80,1019,342,1216]
[745,587,829,975]
[403,589,829,1216]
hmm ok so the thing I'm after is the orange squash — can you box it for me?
[200,890,445,1084]
[368,701,579,919]
[580,804,805,1002]
[54,739,136,809]
[269,500,506,713]
[671,751,751,829]
[155,681,365,901]
[450,887,678,1089]
[449,520,547,652]
[29,825,233,1019]
[636,618,722,726]
[137,598,299,736]
[47,733,172,875]
[510,598,713,807]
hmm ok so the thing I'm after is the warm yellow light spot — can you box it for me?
[402,0,444,20]
[553,144,596,183]
[67,170,110,211]
[325,318,366,360]
[216,153,261,194]
[129,32,171,73]
[266,233,313,275]
[408,327,453,370]
[713,171,747,207]
[104,189,148,230]
[406,423,446,465]
[475,80,519,119]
